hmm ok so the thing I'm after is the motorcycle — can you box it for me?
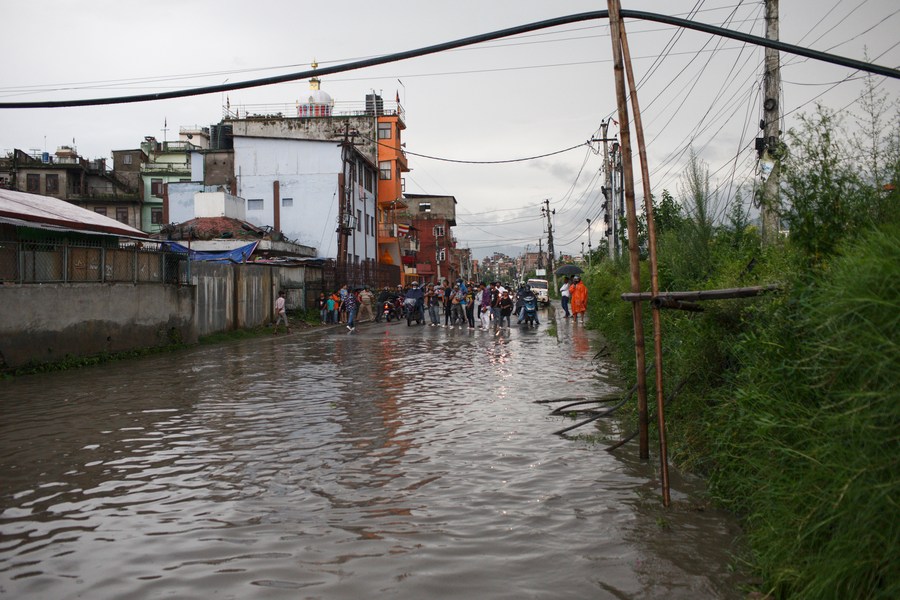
[405,297,424,326]
[521,293,538,327]
[380,300,395,322]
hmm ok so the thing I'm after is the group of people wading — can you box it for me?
[298,276,588,335]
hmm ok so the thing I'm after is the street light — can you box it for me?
[586,218,592,268]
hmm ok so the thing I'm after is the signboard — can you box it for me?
[535,268,546,276]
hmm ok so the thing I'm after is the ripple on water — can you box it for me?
[0,321,746,599]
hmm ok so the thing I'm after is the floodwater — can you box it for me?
[0,309,747,599]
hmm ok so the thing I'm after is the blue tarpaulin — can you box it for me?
[162,241,258,263]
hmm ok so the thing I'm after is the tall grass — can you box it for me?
[585,103,899,597]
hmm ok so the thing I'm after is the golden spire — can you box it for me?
[310,58,320,91]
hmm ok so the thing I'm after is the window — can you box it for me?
[433,225,445,237]
[437,249,446,261]
[419,202,431,212]
[379,161,391,180]
[364,169,374,192]
[123,154,133,165]
[282,197,293,207]
[151,207,163,225]
[26,174,40,192]
[116,207,129,224]
[377,122,392,139]
[94,207,107,217]
[248,198,264,211]
[45,174,59,194]
[151,178,163,196]
[357,209,362,232]
[401,177,406,192]
[370,215,375,237]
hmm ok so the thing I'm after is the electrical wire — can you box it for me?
[1,9,896,108]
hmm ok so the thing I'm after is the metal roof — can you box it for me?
[0,188,148,238]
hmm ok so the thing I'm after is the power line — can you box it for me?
[1,9,896,109]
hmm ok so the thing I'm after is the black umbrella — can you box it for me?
[555,264,583,277]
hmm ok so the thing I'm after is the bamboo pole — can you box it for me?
[619,15,670,506]
[606,0,650,461]
[621,284,782,303]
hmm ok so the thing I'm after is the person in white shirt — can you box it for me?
[273,290,290,334]
[560,276,571,318]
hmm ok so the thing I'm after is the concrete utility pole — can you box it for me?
[542,199,557,291]
[760,0,781,243]
[586,218,592,268]
[601,119,615,260]
[537,238,543,270]
[336,122,358,278]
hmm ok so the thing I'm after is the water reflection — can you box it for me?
[0,315,745,599]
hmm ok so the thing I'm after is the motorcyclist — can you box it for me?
[376,286,397,322]
[405,281,425,319]
[517,284,540,325]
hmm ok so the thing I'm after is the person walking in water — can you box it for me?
[273,290,290,334]
[343,288,359,332]
[358,286,375,322]
[559,276,571,319]
[569,275,588,324]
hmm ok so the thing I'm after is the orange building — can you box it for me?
[375,100,418,285]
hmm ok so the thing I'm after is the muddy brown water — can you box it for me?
[0,313,747,599]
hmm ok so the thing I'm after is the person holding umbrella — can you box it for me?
[559,276,571,318]
[569,275,588,324]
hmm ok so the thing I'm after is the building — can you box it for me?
[0,147,141,229]
[374,97,417,284]
[156,190,316,260]
[136,131,205,234]
[405,193,459,284]
[164,70,419,288]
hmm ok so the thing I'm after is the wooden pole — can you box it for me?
[607,0,650,461]
[621,284,782,303]
[618,15,670,506]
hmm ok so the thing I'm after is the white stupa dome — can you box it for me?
[306,88,333,106]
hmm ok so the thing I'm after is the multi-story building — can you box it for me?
[0,147,141,228]
[406,193,458,284]
[137,131,205,234]
[374,98,417,284]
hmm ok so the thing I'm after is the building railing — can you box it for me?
[224,100,405,125]
[0,238,189,285]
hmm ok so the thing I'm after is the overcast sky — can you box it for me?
[3,0,898,259]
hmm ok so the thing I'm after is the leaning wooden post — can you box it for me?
[607,0,650,461]
[619,16,670,506]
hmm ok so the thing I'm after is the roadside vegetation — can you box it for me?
[585,88,899,599]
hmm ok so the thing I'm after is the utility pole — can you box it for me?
[586,218,592,268]
[336,122,358,280]
[760,0,781,244]
[602,119,615,260]
[537,238,543,270]
[542,199,557,291]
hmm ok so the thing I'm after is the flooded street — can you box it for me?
[0,310,746,599]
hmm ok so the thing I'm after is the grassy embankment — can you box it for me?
[583,103,898,598]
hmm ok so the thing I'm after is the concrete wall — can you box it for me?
[0,262,319,370]
[0,283,196,369]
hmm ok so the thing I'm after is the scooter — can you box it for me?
[405,297,424,326]
[380,299,396,322]
[521,293,538,327]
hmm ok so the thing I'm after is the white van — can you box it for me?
[526,278,550,305]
